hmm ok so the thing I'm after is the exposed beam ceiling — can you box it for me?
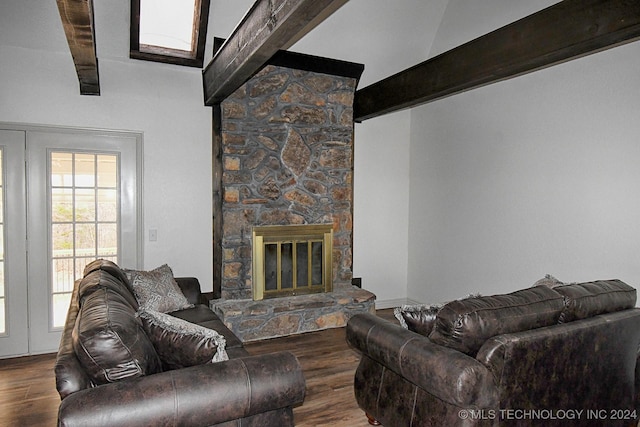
[56,0,100,95]
[354,0,640,122]
[203,0,349,106]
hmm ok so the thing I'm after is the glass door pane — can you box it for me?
[50,151,119,328]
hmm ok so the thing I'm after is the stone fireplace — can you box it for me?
[210,51,375,341]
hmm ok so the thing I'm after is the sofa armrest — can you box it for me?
[55,280,94,399]
[58,351,305,427]
[55,353,93,400]
[346,313,497,407]
[174,277,205,305]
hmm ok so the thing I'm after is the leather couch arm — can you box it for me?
[58,351,305,427]
[174,277,205,305]
[55,353,92,400]
[346,313,498,408]
[55,280,93,399]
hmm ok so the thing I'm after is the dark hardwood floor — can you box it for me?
[0,309,397,427]
[0,352,61,427]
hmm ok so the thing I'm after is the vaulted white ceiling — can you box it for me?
[0,0,448,88]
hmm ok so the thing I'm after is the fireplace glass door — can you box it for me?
[253,224,332,300]
[264,240,323,291]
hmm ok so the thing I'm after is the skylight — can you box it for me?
[139,0,196,51]
[130,0,210,68]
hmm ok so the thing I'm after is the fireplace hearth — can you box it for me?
[210,286,375,342]
[211,51,374,341]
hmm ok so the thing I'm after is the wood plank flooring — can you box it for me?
[0,353,61,426]
[0,309,397,427]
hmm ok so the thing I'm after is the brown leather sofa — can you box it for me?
[55,259,305,427]
[346,280,640,426]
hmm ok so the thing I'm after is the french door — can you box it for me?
[0,130,29,357]
[0,126,142,357]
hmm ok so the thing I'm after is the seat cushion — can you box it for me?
[429,286,564,356]
[72,288,162,384]
[169,304,220,323]
[554,279,637,323]
[139,310,228,369]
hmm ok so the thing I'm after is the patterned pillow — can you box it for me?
[532,274,565,288]
[127,264,193,313]
[139,309,228,369]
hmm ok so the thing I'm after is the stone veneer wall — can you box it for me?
[219,64,357,300]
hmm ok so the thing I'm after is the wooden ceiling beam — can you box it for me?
[354,0,640,122]
[203,0,349,106]
[56,0,100,95]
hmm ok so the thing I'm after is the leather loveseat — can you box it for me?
[55,259,306,427]
[346,279,640,426]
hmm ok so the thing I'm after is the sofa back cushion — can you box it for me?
[83,259,132,288]
[554,279,637,323]
[72,288,162,384]
[429,286,565,356]
[78,269,139,310]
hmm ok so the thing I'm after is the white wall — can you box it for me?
[0,1,214,287]
[351,111,411,306]
[407,0,640,304]
[0,0,441,300]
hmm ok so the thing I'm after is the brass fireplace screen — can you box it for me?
[252,224,333,300]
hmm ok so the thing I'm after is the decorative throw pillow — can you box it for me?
[126,264,193,313]
[394,293,481,337]
[139,309,228,370]
[532,274,565,288]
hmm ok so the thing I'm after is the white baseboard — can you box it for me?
[375,298,422,310]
